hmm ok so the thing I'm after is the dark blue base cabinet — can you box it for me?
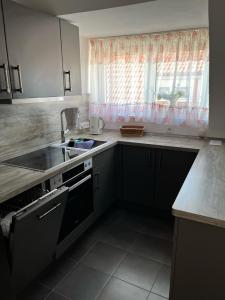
[170,218,225,300]
[0,228,14,300]
[118,144,197,216]
[93,147,116,219]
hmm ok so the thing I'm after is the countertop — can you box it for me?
[0,131,224,229]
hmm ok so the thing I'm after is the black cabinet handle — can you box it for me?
[94,172,100,190]
[64,70,72,92]
[38,203,62,220]
[0,64,11,94]
[158,151,162,171]
[12,65,23,93]
[145,150,155,168]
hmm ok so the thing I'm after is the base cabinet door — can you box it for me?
[121,145,155,209]
[93,147,115,218]
[2,0,64,99]
[120,145,197,214]
[10,188,68,294]
[60,20,81,96]
[154,149,197,212]
[0,228,14,299]
[171,218,225,300]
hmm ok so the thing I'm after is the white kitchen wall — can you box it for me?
[208,0,225,138]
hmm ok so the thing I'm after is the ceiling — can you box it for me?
[13,0,156,15]
[60,0,208,38]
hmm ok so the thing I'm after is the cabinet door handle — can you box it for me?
[94,172,100,190]
[146,150,155,168]
[0,64,11,94]
[12,65,23,93]
[38,203,62,220]
[158,152,162,171]
[64,70,72,92]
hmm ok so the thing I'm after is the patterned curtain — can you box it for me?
[89,29,209,129]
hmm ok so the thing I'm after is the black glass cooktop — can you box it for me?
[2,146,75,171]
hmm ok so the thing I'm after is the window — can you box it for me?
[89,29,209,129]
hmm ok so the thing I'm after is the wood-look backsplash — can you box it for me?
[0,95,89,160]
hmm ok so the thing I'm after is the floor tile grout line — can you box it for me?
[112,275,152,293]
[125,226,174,243]
[111,250,129,276]
[120,249,169,268]
[93,236,137,252]
[126,247,172,267]
[94,247,127,299]
[95,249,130,299]
[110,250,167,297]
[80,243,130,278]
[146,290,151,300]
[150,291,168,299]
[39,281,53,290]
[94,270,113,300]
[149,263,165,295]
[35,282,54,300]
[130,230,173,245]
[48,261,79,294]
[111,250,168,293]
[43,288,53,300]
[52,290,72,300]
[44,289,72,300]
[50,238,99,293]
[77,252,127,278]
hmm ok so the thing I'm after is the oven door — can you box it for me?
[58,172,94,243]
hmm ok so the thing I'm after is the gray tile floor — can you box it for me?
[17,209,173,300]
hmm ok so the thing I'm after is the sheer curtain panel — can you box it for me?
[89,29,209,129]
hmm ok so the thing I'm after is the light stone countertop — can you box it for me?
[1,131,225,229]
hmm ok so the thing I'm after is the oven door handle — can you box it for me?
[69,174,92,192]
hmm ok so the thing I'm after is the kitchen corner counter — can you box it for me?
[1,131,225,229]
[172,142,225,228]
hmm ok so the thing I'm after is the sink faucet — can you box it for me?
[60,108,80,143]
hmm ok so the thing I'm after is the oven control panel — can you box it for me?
[49,173,63,191]
[84,158,92,171]
[48,158,93,191]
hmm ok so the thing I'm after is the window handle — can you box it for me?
[64,70,72,92]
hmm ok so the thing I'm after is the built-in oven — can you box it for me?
[48,158,94,247]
